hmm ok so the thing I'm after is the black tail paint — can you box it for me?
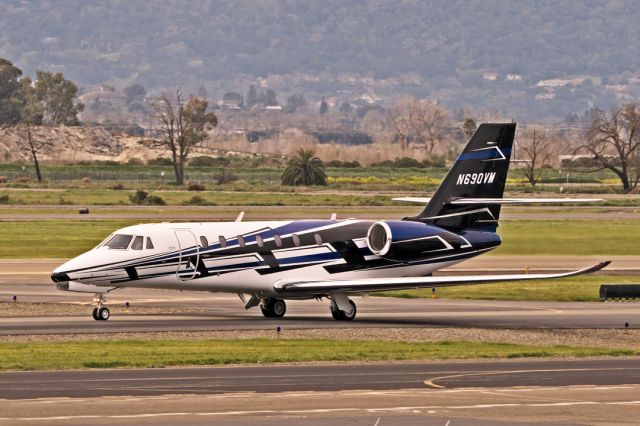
[411,123,516,231]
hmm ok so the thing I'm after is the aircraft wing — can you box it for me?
[273,261,610,294]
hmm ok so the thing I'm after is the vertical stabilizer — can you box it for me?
[413,123,516,231]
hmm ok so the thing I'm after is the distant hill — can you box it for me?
[2,0,639,120]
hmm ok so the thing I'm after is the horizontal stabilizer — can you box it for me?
[393,197,603,205]
[274,261,610,294]
[449,197,604,205]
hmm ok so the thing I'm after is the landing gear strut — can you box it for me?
[261,298,286,318]
[330,297,356,321]
[92,293,110,321]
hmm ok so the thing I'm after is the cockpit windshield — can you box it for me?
[104,234,134,250]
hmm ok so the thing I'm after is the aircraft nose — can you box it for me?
[51,271,70,283]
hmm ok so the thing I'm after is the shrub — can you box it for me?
[110,182,125,190]
[81,176,91,185]
[0,194,9,204]
[146,195,166,205]
[188,182,206,191]
[147,157,173,166]
[129,190,165,205]
[126,158,145,166]
[215,171,238,185]
[184,195,212,206]
[190,156,230,167]
[0,176,7,183]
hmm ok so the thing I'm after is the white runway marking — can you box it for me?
[3,399,640,422]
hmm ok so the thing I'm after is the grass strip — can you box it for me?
[1,219,638,259]
[0,338,636,371]
[380,275,640,302]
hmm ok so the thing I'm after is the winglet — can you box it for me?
[235,211,245,222]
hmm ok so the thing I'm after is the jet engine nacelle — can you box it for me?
[366,220,466,262]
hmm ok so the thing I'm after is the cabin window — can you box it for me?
[238,235,245,247]
[104,234,133,250]
[146,237,154,250]
[131,236,144,250]
[314,233,323,245]
[219,235,227,248]
[292,234,301,247]
[274,234,282,248]
[200,236,208,247]
[256,235,264,248]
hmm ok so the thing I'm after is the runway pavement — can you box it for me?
[2,359,640,425]
[1,289,640,334]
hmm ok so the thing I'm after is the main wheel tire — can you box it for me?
[92,307,100,321]
[330,300,356,321]
[261,298,286,319]
[98,307,110,321]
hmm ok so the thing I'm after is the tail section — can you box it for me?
[412,123,516,231]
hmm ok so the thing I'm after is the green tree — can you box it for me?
[462,118,477,140]
[154,90,218,185]
[263,88,277,106]
[319,97,328,114]
[124,83,147,105]
[0,58,25,124]
[246,84,257,108]
[34,70,84,125]
[284,93,306,113]
[281,149,327,186]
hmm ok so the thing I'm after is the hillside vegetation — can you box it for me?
[2,1,639,119]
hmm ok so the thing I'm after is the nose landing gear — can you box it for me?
[92,293,110,321]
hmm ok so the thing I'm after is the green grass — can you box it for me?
[0,220,139,258]
[494,220,640,256]
[0,188,401,207]
[0,338,635,371]
[380,275,640,302]
[1,218,637,259]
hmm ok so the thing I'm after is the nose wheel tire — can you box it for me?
[92,307,110,321]
[261,298,286,318]
[330,299,357,321]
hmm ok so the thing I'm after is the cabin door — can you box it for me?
[174,230,200,281]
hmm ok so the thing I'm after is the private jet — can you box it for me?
[51,123,608,321]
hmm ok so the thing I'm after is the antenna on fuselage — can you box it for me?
[235,211,245,222]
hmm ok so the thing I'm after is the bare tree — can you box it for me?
[390,97,420,152]
[154,90,218,185]
[390,98,450,155]
[17,77,50,182]
[580,104,640,192]
[518,126,553,187]
[415,102,450,156]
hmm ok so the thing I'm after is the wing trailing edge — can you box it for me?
[273,261,610,294]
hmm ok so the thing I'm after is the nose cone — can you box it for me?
[51,271,71,283]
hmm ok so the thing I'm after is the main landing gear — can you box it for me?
[92,293,110,321]
[330,297,357,321]
[261,298,286,318]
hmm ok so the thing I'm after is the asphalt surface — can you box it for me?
[2,358,640,399]
[2,286,640,334]
[2,359,640,425]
